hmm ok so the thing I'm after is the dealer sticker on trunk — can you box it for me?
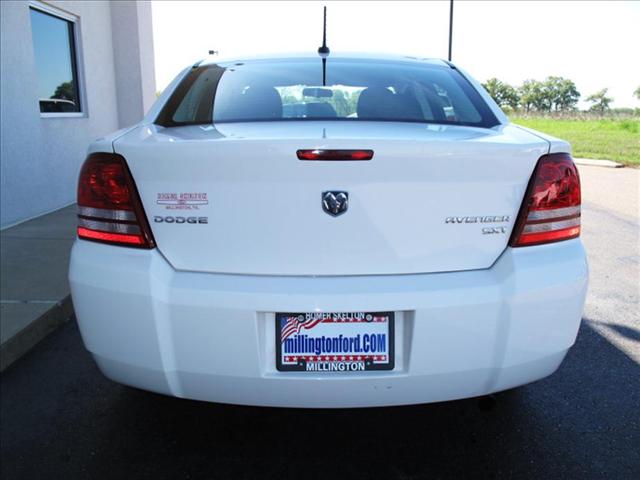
[276,312,394,372]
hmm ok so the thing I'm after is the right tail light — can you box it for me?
[510,153,581,247]
[76,153,155,248]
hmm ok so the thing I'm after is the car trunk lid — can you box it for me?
[114,121,548,275]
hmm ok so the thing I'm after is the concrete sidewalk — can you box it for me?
[574,158,624,168]
[0,205,76,371]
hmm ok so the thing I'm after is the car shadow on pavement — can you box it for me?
[1,319,639,479]
[589,321,640,343]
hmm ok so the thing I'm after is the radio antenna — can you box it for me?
[317,6,330,86]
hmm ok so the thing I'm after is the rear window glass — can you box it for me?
[156,59,498,128]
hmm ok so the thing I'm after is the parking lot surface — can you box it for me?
[1,165,638,479]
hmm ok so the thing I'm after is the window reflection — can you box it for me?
[30,8,81,113]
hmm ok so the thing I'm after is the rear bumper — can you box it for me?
[69,239,588,408]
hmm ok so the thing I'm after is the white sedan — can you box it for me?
[69,53,587,407]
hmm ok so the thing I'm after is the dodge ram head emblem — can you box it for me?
[322,191,349,217]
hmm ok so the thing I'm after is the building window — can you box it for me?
[29,5,82,114]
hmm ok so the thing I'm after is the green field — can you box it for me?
[511,116,640,165]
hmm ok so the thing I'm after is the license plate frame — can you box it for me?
[275,312,395,372]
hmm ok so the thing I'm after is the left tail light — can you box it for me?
[77,153,155,248]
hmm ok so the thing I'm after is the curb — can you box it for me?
[574,158,624,168]
[0,296,73,372]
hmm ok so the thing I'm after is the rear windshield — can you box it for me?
[156,58,499,128]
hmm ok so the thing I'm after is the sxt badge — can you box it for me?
[482,226,507,234]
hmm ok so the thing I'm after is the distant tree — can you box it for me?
[518,79,543,113]
[532,82,553,112]
[482,78,501,103]
[501,84,520,110]
[51,81,75,101]
[635,85,640,101]
[586,88,613,115]
[331,90,351,116]
[482,78,520,110]
[279,86,299,105]
[281,94,298,106]
[346,90,360,114]
[544,76,580,111]
[516,76,580,113]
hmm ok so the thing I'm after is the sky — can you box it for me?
[152,1,640,109]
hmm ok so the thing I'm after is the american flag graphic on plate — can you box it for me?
[276,312,394,372]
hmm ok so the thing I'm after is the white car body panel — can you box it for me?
[513,124,572,154]
[88,125,138,154]
[70,238,587,408]
[70,53,588,407]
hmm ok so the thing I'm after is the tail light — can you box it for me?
[510,153,581,247]
[77,153,155,248]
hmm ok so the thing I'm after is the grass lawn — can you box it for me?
[510,116,640,166]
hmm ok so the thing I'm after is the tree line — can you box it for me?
[482,78,640,115]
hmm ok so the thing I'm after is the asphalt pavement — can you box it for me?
[1,165,638,479]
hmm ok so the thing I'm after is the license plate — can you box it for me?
[276,312,395,372]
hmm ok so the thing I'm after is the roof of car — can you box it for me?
[198,52,451,68]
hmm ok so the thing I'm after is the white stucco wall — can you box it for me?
[110,0,156,128]
[0,0,155,228]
